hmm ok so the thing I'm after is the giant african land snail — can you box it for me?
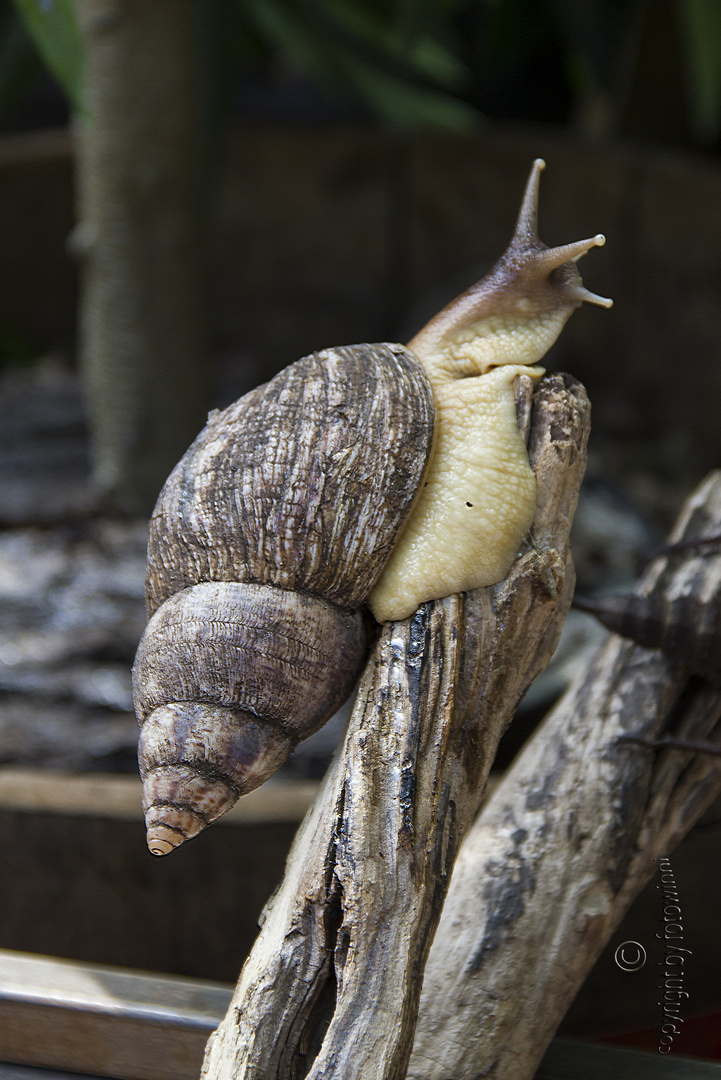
[132,158,611,856]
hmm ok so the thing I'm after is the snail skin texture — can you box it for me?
[132,157,611,854]
[369,158,611,622]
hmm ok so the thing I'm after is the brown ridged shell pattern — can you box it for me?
[133,581,367,732]
[138,704,297,852]
[133,343,435,854]
[145,343,436,616]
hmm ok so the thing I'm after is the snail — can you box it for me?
[133,158,611,855]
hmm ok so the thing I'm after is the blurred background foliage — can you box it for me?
[2,0,721,147]
[2,0,721,510]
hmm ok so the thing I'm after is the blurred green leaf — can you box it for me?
[304,0,469,89]
[677,0,721,142]
[0,7,41,116]
[240,0,479,132]
[243,0,331,81]
[0,320,38,365]
[10,0,83,112]
[342,52,479,131]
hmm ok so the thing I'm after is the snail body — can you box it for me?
[369,158,611,620]
[368,362,544,621]
[133,158,611,854]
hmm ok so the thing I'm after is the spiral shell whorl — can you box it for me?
[133,581,367,729]
[133,581,367,852]
[139,703,296,855]
[144,344,436,616]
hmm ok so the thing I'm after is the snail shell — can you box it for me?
[133,345,435,854]
[133,158,611,854]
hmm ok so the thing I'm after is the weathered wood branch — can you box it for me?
[201,373,590,1080]
[408,471,721,1080]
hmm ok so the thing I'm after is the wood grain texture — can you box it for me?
[408,471,721,1080]
[201,373,590,1080]
[145,344,435,615]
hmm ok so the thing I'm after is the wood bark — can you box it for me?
[408,471,721,1080]
[201,373,590,1080]
[74,0,207,513]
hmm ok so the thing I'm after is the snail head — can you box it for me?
[409,158,612,382]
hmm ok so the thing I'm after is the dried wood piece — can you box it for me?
[0,949,230,1080]
[408,470,721,1080]
[202,374,590,1080]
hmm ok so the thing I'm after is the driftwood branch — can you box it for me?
[408,471,721,1080]
[201,374,590,1080]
